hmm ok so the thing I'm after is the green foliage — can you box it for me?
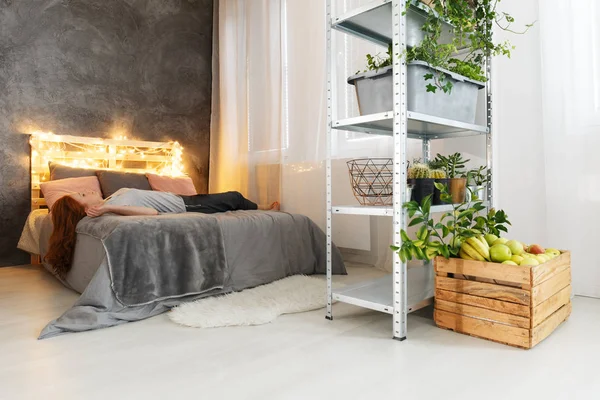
[467,166,489,186]
[432,153,470,179]
[403,0,533,93]
[391,183,511,262]
[473,207,511,237]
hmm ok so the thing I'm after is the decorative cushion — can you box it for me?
[96,170,152,198]
[49,162,97,181]
[146,173,197,195]
[40,176,102,210]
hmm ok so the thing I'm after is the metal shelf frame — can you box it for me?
[325,0,494,341]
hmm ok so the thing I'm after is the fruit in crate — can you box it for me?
[506,240,524,256]
[502,260,518,265]
[492,238,508,246]
[536,254,550,264]
[527,244,545,254]
[484,234,498,246]
[490,244,512,263]
[545,248,561,258]
[520,257,540,266]
[459,237,490,261]
[511,255,524,264]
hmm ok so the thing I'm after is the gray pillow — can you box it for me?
[96,170,152,197]
[49,162,97,181]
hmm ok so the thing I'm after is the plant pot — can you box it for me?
[347,62,485,123]
[449,178,467,204]
[433,178,450,205]
[408,178,434,204]
[466,185,486,202]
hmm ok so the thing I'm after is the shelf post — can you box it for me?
[485,27,493,207]
[392,0,408,341]
[422,138,431,164]
[325,0,334,321]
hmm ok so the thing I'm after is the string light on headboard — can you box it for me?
[30,131,186,184]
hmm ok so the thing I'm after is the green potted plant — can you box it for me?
[391,183,511,262]
[427,158,448,205]
[466,165,488,202]
[348,0,531,123]
[432,152,469,203]
[407,162,433,204]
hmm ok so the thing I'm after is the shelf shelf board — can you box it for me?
[332,111,489,140]
[331,0,393,47]
[333,262,434,315]
[333,202,488,217]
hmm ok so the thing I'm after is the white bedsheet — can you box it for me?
[17,209,49,255]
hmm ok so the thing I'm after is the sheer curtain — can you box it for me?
[210,0,283,207]
[540,0,600,297]
[211,0,439,272]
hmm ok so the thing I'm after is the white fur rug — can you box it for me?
[169,275,331,328]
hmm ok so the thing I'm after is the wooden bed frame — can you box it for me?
[29,132,184,264]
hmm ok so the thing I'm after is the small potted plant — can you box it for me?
[466,166,488,202]
[427,158,448,205]
[407,162,433,204]
[432,153,469,204]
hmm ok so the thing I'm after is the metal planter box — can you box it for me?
[347,61,485,124]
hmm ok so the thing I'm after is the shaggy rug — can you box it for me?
[169,275,332,328]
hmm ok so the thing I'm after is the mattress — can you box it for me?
[38,210,346,338]
[17,209,49,255]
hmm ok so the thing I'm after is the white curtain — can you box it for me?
[540,0,600,297]
[210,0,284,207]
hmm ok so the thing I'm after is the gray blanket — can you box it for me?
[39,211,346,339]
[79,214,227,306]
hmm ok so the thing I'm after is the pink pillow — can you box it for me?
[146,173,197,195]
[40,176,102,210]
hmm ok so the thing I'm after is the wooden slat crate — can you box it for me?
[434,251,572,349]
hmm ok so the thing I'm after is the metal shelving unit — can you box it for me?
[325,0,493,341]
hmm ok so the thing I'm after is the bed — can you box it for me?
[21,133,346,339]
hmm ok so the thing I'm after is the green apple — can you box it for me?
[505,240,524,256]
[545,248,561,258]
[490,244,512,263]
[492,238,509,246]
[502,260,518,265]
[511,255,524,264]
[520,257,540,266]
[484,234,499,246]
[536,254,550,264]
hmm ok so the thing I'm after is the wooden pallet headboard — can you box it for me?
[30,133,184,211]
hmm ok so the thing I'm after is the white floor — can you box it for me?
[1,264,598,400]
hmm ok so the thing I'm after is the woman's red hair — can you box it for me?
[45,196,86,278]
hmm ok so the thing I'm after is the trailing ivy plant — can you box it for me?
[403,0,534,93]
[391,182,510,262]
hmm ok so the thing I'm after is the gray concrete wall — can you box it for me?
[0,0,214,266]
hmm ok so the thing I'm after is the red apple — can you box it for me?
[528,244,545,255]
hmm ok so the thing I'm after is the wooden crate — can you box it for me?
[434,251,572,349]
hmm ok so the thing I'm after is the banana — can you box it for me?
[466,237,490,261]
[460,242,485,261]
[459,249,474,260]
[476,235,489,251]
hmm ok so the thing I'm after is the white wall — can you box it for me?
[491,0,547,246]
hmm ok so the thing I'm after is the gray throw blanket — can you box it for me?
[77,213,226,306]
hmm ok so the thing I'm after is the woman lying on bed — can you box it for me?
[46,189,279,278]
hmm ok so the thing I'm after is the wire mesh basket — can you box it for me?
[347,158,393,206]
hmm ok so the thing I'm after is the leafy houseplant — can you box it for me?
[406,0,534,93]
[391,183,511,262]
[432,152,469,203]
[466,165,489,201]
